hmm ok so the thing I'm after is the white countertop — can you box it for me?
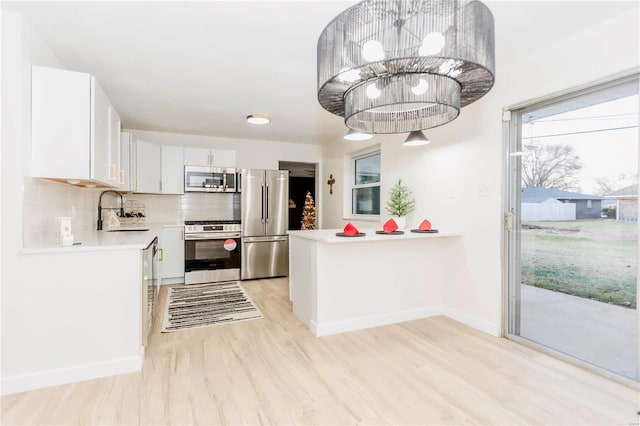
[22,224,165,254]
[288,228,459,244]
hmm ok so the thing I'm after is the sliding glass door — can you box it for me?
[506,75,639,381]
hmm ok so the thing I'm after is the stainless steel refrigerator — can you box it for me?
[240,169,289,280]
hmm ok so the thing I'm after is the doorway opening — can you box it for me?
[505,74,639,382]
[279,162,317,231]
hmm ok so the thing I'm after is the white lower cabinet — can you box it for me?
[160,226,185,284]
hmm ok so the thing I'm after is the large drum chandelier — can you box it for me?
[317,0,495,135]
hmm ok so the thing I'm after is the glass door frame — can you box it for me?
[502,71,640,388]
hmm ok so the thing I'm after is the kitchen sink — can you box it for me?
[106,227,150,232]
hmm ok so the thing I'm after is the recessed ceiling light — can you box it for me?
[344,129,373,141]
[246,114,271,125]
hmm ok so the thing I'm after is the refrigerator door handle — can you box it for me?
[243,236,288,243]
[265,184,269,222]
[260,183,265,223]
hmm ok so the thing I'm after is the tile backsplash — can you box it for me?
[23,178,241,246]
[23,177,101,246]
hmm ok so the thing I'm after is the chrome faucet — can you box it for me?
[97,190,124,230]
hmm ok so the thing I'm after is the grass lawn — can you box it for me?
[521,219,637,308]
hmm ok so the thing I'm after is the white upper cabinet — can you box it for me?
[161,145,184,194]
[31,66,120,187]
[134,140,162,194]
[130,138,184,195]
[108,106,121,183]
[120,132,133,191]
[184,148,236,167]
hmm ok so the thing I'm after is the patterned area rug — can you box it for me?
[161,281,263,332]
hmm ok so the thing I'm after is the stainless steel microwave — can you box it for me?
[184,166,238,192]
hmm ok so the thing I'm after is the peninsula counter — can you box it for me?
[288,228,461,336]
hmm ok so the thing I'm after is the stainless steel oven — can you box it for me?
[184,220,241,284]
[184,166,238,192]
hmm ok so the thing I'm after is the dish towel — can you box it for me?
[343,222,360,235]
[419,219,432,231]
[383,218,398,233]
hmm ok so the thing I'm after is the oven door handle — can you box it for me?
[185,232,241,240]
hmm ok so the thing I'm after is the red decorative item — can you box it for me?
[343,223,360,235]
[383,218,398,233]
[419,219,432,231]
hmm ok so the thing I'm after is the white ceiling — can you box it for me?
[3,1,638,145]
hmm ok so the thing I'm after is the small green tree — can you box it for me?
[385,179,416,217]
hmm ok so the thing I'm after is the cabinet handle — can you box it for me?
[159,180,163,192]
[181,230,184,240]
[119,170,125,185]
[158,248,164,261]
[210,153,214,165]
[110,163,117,180]
[136,178,140,191]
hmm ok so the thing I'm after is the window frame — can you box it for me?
[347,148,381,220]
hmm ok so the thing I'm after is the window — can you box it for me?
[587,200,592,209]
[351,150,380,216]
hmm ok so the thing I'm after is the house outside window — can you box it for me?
[351,150,380,216]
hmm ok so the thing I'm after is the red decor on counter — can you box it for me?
[410,219,439,234]
[343,223,360,235]
[383,218,399,233]
[336,222,366,237]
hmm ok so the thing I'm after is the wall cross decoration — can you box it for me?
[327,174,336,194]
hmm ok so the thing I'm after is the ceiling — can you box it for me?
[4,1,638,145]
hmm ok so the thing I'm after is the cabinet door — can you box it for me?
[108,105,121,183]
[210,149,236,167]
[183,148,212,166]
[161,227,185,280]
[119,132,132,191]
[135,140,162,193]
[31,66,91,180]
[90,78,111,185]
[161,145,184,194]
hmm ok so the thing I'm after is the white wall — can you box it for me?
[321,8,639,335]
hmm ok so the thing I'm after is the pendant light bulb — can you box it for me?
[419,32,446,56]
[362,40,385,62]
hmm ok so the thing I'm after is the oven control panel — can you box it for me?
[185,223,241,233]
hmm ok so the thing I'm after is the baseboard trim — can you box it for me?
[1,353,143,396]
[313,306,444,337]
[161,277,184,286]
[442,307,501,336]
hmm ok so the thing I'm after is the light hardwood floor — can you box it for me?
[1,278,637,425]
